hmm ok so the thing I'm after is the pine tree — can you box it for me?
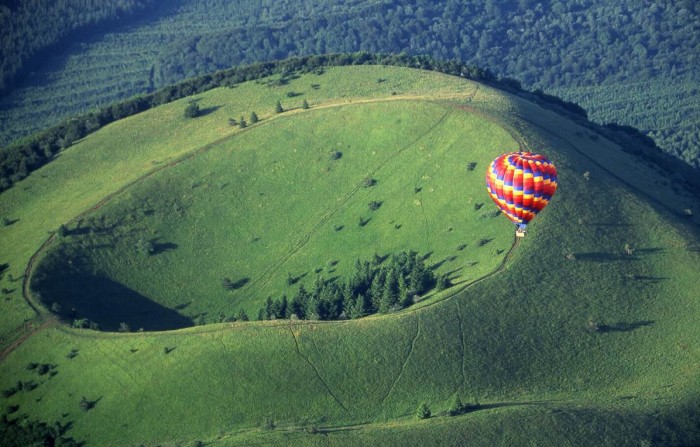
[275,100,284,113]
[302,99,309,109]
[250,111,259,124]
[449,395,463,416]
[279,295,289,319]
[239,116,247,128]
[291,285,309,319]
[369,272,385,312]
[416,402,431,419]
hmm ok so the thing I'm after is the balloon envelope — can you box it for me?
[485,151,557,228]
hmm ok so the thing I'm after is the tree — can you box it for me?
[449,395,463,416]
[237,309,249,321]
[184,102,200,118]
[79,396,93,412]
[239,116,247,128]
[118,322,131,332]
[435,273,451,291]
[302,99,310,109]
[57,224,69,237]
[275,100,284,113]
[416,402,431,419]
[250,111,259,124]
[135,238,154,256]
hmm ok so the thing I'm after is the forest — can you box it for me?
[0,0,157,94]
[1,0,698,168]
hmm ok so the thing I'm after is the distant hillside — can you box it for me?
[1,0,698,169]
[0,0,157,93]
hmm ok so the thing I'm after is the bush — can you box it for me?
[416,402,431,419]
[368,201,382,211]
[449,395,464,416]
[79,396,94,412]
[330,151,342,160]
[362,177,377,187]
[184,102,200,118]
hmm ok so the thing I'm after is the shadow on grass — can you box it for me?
[575,252,634,262]
[198,105,222,116]
[628,275,668,282]
[229,277,250,289]
[34,273,193,331]
[599,320,654,333]
[590,222,633,227]
[152,241,178,254]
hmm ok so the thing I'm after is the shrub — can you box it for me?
[467,162,477,171]
[362,177,377,187]
[368,200,382,211]
[79,396,94,412]
[184,102,200,118]
[330,151,342,160]
[416,402,431,419]
[449,395,464,416]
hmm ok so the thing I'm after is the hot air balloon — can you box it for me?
[485,151,557,237]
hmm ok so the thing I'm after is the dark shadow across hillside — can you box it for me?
[34,273,193,331]
[598,320,654,333]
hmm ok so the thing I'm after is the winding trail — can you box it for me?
[4,86,511,359]
[379,316,421,407]
[289,321,350,415]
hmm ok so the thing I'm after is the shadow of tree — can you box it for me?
[575,252,633,262]
[230,277,250,289]
[599,320,654,333]
[198,105,222,116]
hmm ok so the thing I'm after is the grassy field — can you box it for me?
[0,66,698,446]
[30,99,516,328]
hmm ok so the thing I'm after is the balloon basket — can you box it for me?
[515,228,527,238]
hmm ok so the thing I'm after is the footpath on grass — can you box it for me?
[3,88,524,359]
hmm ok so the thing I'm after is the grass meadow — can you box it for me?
[0,66,698,446]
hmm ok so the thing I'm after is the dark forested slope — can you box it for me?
[1,0,698,167]
[0,0,158,94]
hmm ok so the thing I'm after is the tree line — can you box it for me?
[256,250,450,321]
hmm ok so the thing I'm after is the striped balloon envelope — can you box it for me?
[485,151,557,235]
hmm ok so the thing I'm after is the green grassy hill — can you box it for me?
[0,66,698,446]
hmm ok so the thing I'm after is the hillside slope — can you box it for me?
[0,66,698,446]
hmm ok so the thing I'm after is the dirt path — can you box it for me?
[4,86,517,358]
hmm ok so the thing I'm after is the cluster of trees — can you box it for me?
[0,414,81,447]
[257,250,450,321]
[0,0,157,94]
[153,0,698,92]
